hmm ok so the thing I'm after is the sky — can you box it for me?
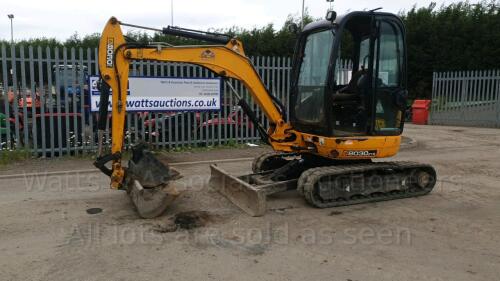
[1,0,478,41]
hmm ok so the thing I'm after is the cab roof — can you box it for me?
[302,11,403,33]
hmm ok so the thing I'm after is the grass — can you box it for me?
[158,140,260,153]
[0,149,32,166]
[0,141,264,166]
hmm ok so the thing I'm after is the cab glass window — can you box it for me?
[294,29,334,123]
[376,21,402,87]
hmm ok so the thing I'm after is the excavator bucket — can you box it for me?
[126,145,182,218]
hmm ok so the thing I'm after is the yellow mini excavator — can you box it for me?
[94,10,436,218]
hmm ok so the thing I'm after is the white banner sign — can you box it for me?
[90,76,221,112]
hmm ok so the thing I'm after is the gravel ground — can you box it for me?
[0,124,499,281]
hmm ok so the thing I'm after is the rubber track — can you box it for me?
[300,161,436,208]
[251,152,297,173]
[252,152,282,173]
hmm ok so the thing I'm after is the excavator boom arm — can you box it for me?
[97,17,291,188]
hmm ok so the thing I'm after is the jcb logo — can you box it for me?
[344,150,377,157]
[200,49,215,60]
[106,38,114,68]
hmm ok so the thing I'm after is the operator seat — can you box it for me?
[333,68,368,105]
[331,68,370,136]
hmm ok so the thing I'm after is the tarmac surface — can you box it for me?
[0,124,499,281]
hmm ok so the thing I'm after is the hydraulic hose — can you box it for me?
[237,99,270,145]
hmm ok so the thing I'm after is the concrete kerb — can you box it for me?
[0,157,255,180]
[401,136,418,150]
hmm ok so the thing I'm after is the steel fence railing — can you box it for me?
[0,44,355,157]
[0,45,296,157]
[430,70,500,128]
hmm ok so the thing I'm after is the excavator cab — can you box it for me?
[291,12,407,138]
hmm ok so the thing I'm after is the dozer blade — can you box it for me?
[209,165,298,216]
[126,145,182,218]
[209,164,267,217]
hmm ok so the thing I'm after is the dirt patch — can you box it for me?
[174,211,216,229]
[153,211,221,233]
[329,210,343,216]
[269,206,297,214]
[401,135,417,147]
[86,208,102,215]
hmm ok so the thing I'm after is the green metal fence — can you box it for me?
[0,44,357,157]
[430,70,500,127]
[0,44,292,157]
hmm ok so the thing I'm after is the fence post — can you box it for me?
[1,45,11,149]
[19,46,30,150]
[45,47,55,157]
[430,71,436,124]
[10,45,21,149]
[28,46,38,155]
[37,46,46,157]
[495,69,500,127]
[460,70,467,122]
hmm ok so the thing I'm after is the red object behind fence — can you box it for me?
[412,100,432,125]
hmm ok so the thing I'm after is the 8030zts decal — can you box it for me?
[344,150,377,157]
[106,38,114,68]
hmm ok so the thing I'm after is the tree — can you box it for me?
[402,0,500,98]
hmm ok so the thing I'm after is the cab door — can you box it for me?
[372,17,407,136]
